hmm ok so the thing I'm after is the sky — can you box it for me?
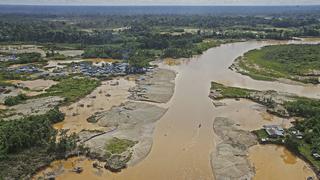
[0,0,319,5]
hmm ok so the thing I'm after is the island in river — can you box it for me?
[231,44,320,84]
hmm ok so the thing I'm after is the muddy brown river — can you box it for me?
[36,39,320,179]
[249,145,315,180]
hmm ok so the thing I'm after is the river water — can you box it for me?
[36,39,320,179]
[249,145,315,180]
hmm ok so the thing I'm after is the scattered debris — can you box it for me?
[72,167,83,174]
[92,161,103,169]
[110,81,119,86]
[129,69,176,103]
[212,101,226,107]
[69,61,147,78]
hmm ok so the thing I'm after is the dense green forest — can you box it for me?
[0,108,77,179]
[0,77,100,178]
[0,108,63,157]
[284,98,320,169]
[1,14,320,67]
[1,14,320,44]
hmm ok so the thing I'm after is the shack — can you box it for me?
[263,125,284,138]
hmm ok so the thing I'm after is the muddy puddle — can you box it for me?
[35,39,320,179]
[53,78,135,134]
[249,145,315,180]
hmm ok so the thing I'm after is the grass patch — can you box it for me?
[105,137,137,155]
[237,67,276,81]
[40,77,100,104]
[0,71,31,83]
[298,143,320,171]
[211,82,253,99]
[254,129,269,139]
[192,39,222,54]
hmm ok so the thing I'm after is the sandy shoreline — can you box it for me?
[212,116,257,180]
[209,97,316,180]
[34,68,176,179]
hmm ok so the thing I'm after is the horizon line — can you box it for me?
[0,4,320,6]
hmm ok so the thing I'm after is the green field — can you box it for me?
[298,143,320,171]
[40,77,100,104]
[211,82,253,99]
[105,137,137,155]
[238,44,320,83]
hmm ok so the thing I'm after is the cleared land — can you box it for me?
[129,68,176,103]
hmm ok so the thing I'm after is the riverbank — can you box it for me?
[83,101,168,170]
[209,81,319,179]
[129,68,176,103]
[208,97,307,179]
[34,68,176,179]
[212,117,257,179]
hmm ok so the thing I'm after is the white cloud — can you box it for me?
[0,0,319,5]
